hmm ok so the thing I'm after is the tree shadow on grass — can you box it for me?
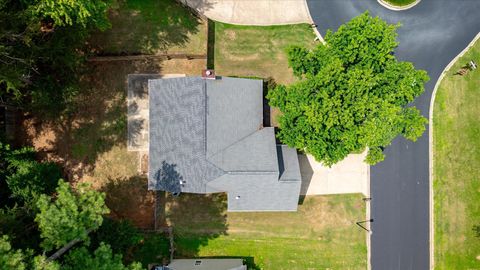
[161,193,229,259]
[89,0,207,55]
[19,60,164,178]
[102,175,156,229]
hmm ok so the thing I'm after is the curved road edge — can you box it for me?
[377,0,421,11]
[303,0,325,43]
[428,31,480,270]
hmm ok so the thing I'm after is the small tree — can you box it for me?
[35,180,109,252]
[268,12,429,166]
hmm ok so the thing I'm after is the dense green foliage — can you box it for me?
[64,243,142,270]
[0,0,110,116]
[1,235,142,270]
[0,143,62,249]
[0,235,59,270]
[268,12,429,165]
[0,141,144,268]
[92,218,142,256]
[0,143,61,207]
[33,0,110,29]
[35,180,110,251]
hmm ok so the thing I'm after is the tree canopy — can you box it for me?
[0,235,59,270]
[32,0,111,29]
[1,143,61,208]
[35,180,110,251]
[64,243,142,270]
[267,12,429,166]
[0,0,111,117]
[0,141,144,269]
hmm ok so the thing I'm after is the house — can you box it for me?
[155,258,246,270]
[148,76,301,211]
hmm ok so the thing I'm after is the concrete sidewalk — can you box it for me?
[181,0,312,25]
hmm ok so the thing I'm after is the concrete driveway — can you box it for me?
[306,0,480,269]
[181,0,312,25]
[299,152,369,196]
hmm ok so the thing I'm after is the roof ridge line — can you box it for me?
[226,171,278,174]
[206,127,274,161]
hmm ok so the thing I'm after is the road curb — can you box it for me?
[377,0,421,11]
[303,0,325,44]
[366,164,371,270]
[303,0,325,43]
[428,32,480,270]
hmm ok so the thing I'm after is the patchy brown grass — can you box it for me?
[214,23,317,85]
[89,0,207,55]
[20,58,206,229]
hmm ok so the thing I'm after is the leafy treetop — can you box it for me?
[63,243,142,270]
[0,235,59,270]
[32,0,111,29]
[267,12,429,166]
[35,180,110,251]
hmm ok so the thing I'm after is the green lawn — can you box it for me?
[383,0,417,6]
[433,38,480,269]
[89,0,207,55]
[138,194,367,269]
[213,22,317,84]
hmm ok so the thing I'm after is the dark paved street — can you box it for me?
[306,1,480,269]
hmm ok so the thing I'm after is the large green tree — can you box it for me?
[0,143,62,208]
[0,235,59,270]
[267,12,429,166]
[32,0,110,29]
[35,180,110,251]
[1,235,143,270]
[64,243,142,270]
[0,0,111,117]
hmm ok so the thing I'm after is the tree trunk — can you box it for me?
[46,229,93,262]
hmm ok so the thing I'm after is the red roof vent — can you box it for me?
[202,69,216,80]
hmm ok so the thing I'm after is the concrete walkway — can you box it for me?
[299,152,369,196]
[181,0,312,25]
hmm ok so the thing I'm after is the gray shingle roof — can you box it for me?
[148,77,224,193]
[148,76,301,211]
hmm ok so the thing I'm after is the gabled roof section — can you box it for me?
[146,76,302,211]
[205,77,263,157]
[207,173,301,211]
[148,77,224,193]
[208,127,279,173]
[277,145,302,182]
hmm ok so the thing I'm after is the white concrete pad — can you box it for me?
[299,151,369,196]
[182,0,312,25]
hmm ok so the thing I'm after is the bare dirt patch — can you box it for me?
[21,58,206,229]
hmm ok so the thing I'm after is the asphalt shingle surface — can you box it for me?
[148,77,302,211]
[306,1,480,269]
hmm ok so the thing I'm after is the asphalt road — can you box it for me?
[306,1,480,269]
